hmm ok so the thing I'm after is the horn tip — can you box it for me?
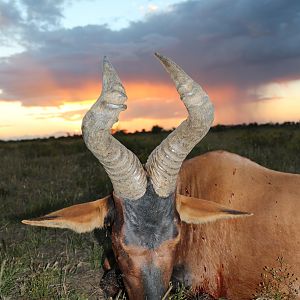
[154,52,167,62]
[154,52,175,71]
[102,56,121,83]
[103,56,116,72]
[103,56,111,67]
[154,52,162,58]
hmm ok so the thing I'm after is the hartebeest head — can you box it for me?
[22,54,251,299]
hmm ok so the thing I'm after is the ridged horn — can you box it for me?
[82,57,147,200]
[145,53,214,197]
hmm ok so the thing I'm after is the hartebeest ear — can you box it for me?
[22,196,111,233]
[176,194,252,224]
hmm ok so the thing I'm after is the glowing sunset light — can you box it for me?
[0,77,299,140]
[253,80,300,123]
[253,80,300,101]
[0,101,91,140]
[125,82,177,101]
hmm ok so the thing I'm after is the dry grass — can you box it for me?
[253,257,300,300]
[0,123,299,299]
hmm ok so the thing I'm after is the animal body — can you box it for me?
[176,151,300,299]
[22,54,300,300]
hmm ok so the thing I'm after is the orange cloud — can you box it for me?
[124,82,177,101]
[124,81,239,105]
[14,68,239,108]
[1,78,299,140]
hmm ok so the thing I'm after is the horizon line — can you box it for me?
[1,121,299,142]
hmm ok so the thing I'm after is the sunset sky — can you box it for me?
[0,0,299,140]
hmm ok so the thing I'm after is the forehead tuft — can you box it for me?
[116,180,179,249]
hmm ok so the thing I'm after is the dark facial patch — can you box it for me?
[122,181,179,249]
[103,195,116,227]
[141,264,165,299]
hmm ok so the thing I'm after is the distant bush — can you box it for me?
[151,125,164,134]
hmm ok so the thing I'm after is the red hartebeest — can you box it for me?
[22,54,300,300]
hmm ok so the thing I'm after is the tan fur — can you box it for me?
[22,196,110,233]
[176,194,252,224]
[176,151,300,299]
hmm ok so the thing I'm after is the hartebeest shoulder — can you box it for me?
[175,151,300,299]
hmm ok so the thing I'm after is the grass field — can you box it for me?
[0,123,299,299]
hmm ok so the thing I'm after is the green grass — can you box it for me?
[0,123,299,299]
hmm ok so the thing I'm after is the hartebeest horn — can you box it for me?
[82,57,147,200]
[145,53,214,197]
